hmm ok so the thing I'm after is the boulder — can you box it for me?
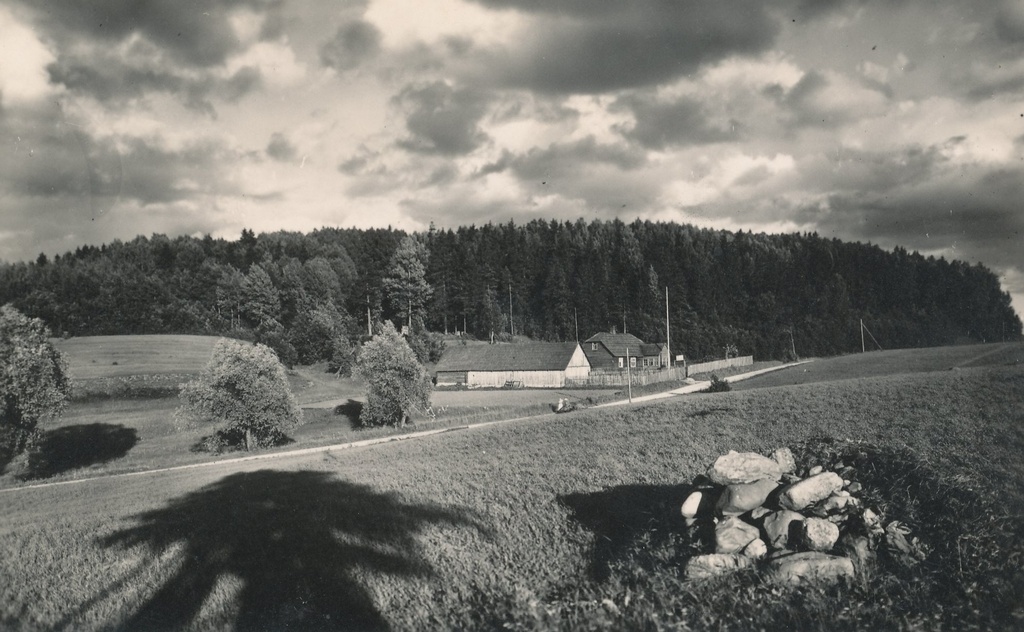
[681,491,703,521]
[820,493,858,514]
[707,451,785,485]
[750,506,772,520]
[802,517,840,551]
[770,447,797,474]
[685,553,754,579]
[768,551,855,585]
[716,478,779,516]
[715,516,761,554]
[779,472,844,511]
[742,538,768,559]
[763,510,805,550]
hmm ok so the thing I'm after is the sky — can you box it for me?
[1,0,1023,315]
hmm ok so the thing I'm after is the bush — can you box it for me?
[702,373,732,393]
[354,321,431,427]
[0,305,71,471]
[327,336,356,377]
[406,329,446,364]
[176,339,302,450]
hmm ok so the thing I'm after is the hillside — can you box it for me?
[0,350,1021,630]
[1,220,1019,366]
[54,334,221,380]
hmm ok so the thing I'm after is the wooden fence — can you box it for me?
[685,356,753,376]
[566,356,753,388]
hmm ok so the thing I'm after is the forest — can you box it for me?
[0,219,1019,364]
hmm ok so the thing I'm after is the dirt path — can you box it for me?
[1,362,810,495]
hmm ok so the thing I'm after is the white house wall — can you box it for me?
[466,370,567,388]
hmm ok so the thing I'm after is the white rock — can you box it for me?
[802,517,840,551]
[779,472,844,511]
[685,553,754,579]
[715,516,760,554]
[681,491,703,520]
[768,552,855,585]
[770,447,797,474]
[707,451,785,485]
[763,510,805,550]
[742,538,768,559]
[808,465,823,476]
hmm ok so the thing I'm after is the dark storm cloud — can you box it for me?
[466,0,778,93]
[47,52,262,111]
[17,0,282,67]
[613,94,740,149]
[813,165,1024,274]
[266,132,297,162]
[15,0,274,109]
[505,136,647,181]
[0,103,238,207]
[394,82,492,156]
[320,20,382,70]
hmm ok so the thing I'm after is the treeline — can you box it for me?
[0,220,1019,363]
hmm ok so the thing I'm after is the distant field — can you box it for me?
[733,341,1024,391]
[1,350,1021,629]
[54,335,220,380]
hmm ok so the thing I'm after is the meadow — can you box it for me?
[1,343,1022,630]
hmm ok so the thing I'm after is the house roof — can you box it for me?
[640,343,665,357]
[435,342,585,373]
[584,332,649,357]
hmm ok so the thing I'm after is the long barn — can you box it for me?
[434,342,591,388]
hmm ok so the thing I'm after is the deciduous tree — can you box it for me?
[354,321,430,427]
[177,338,301,450]
[0,305,71,469]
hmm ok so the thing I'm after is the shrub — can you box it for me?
[176,339,302,450]
[0,305,71,471]
[406,329,446,364]
[327,336,356,377]
[703,373,732,393]
[354,321,431,427]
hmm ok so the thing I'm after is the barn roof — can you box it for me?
[435,342,584,372]
[584,332,649,357]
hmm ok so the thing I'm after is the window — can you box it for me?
[630,357,637,368]
[618,357,624,368]
[591,343,598,351]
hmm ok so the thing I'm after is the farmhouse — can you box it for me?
[434,342,591,388]
[582,332,669,371]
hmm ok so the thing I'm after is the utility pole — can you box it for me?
[665,286,671,368]
[509,282,514,336]
[789,328,798,361]
[625,345,633,403]
[860,319,865,353]
[574,307,579,342]
[366,297,372,337]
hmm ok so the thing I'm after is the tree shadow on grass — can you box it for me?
[333,399,364,429]
[101,470,489,631]
[23,423,139,479]
[559,483,700,582]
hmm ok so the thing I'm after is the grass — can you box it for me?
[0,347,1022,630]
[54,335,221,380]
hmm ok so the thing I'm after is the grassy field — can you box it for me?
[1,344,1022,630]
[54,335,221,380]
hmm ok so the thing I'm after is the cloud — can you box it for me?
[776,69,890,127]
[16,0,282,68]
[394,81,492,155]
[0,7,56,104]
[502,136,647,181]
[613,93,741,149]
[320,19,382,70]
[464,0,779,93]
[266,132,297,161]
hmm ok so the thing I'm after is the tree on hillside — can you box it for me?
[0,305,71,470]
[382,236,432,330]
[177,339,302,451]
[354,321,431,427]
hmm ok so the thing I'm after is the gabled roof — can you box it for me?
[640,343,665,357]
[583,332,646,357]
[435,342,585,373]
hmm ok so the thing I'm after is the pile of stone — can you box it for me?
[682,448,928,584]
